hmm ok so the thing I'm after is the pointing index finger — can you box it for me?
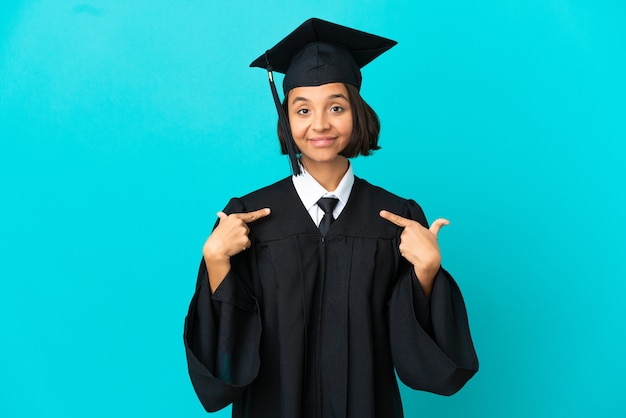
[240,208,271,224]
[379,210,411,227]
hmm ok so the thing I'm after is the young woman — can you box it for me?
[184,18,478,418]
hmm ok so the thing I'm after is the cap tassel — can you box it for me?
[265,54,301,176]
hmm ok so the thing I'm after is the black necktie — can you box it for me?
[317,197,339,236]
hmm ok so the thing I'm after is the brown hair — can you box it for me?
[277,83,381,158]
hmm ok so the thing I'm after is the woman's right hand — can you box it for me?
[202,208,271,293]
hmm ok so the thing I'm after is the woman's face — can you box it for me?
[287,82,353,167]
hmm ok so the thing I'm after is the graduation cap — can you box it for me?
[250,18,397,175]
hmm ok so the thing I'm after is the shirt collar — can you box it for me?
[292,162,355,211]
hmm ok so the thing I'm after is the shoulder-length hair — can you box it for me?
[277,83,381,158]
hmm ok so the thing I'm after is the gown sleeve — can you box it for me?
[183,198,262,412]
[388,199,479,396]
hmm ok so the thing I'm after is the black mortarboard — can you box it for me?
[250,18,397,175]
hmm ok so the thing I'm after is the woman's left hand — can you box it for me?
[379,210,449,297]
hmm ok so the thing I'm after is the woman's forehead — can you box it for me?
[288,83,350,101]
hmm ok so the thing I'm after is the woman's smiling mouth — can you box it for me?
[308,136,337,147]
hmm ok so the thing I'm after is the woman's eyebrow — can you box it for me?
[329,93,349,100]
[291,96,308,104]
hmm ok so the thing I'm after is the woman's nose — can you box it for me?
[312,112,330,131]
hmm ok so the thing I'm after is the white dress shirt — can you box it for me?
[291,163,355,227]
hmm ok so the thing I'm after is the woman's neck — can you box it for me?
[301,157,349,191]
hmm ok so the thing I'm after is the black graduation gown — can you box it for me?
[184,177,478,418]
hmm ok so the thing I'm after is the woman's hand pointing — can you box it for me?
[379,210,449,297]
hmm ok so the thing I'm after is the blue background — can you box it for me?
[1,1,625,417]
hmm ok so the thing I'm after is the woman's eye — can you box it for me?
[331,106,344,112]
[297,108,309,115]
